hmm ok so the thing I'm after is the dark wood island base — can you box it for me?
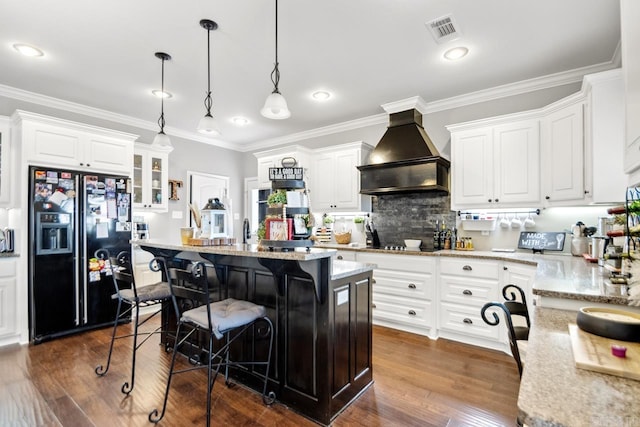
[138,241,374,426]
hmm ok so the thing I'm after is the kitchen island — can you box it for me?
[136,239,375,426]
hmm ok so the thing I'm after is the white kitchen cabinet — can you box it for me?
[502,262,536,308]
[0,117,12,207]
[13,110,136,175]
[438,257,502,348]
[254,146,311,189]
[333,250,357,261]
[540,97,586,205]
[132,143,170,212]
[0,257,18,345]
[311,142,372,212]
[357,252,436,338]
[449,117,540,210]
[132,246,161,288]
[583,69,627,203]
[622,0,640,178]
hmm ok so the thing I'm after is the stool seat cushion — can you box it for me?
[182,298,266,339]
[118,282,172,303]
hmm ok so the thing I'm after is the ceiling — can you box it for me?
[0,1,621,152]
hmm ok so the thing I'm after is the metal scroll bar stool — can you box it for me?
[94,249,173,395]
[481,284,531,378]
[149,261,275,427]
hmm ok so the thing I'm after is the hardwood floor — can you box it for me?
[0,321,520,426]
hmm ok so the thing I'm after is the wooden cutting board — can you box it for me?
[568,323,640,381]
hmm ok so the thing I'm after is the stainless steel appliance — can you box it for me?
[134,221,150,239]
[28,166,132,343]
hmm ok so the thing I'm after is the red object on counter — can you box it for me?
[607,229,625,237]
[611,345,627,358]
[607,206,626,215]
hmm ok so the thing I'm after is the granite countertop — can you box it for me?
[518,307,640,427]
[135,239,336,261]
[317,243,631,306]
[331,260,376,280]
[0,253,19,258]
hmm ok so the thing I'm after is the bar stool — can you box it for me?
[94,249,173,395]
[481,284,530,377]
[149,261,275,427]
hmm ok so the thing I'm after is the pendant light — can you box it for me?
[197,19,220,135]
[152,52,173,150]
[261,0,291,119]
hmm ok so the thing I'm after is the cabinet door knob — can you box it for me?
[462,265,472,271]
[408,283,416,289]
[408,310,416,316]
[494,198,499,202]
[80,162,84,166]
[503,266,508,270]
[488,199,492,203]
[545,196,550,200]
[337,255,343,260]
[463,318,473,324]
[462,289,472,295]
[372,303,377,309]
[86,163,91,167]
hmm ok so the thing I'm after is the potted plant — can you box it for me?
[257,221,266,241]
[353,216,365,231]
[323,215,334,225]
[267,190,287,208]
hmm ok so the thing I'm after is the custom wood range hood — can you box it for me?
[358,100,450,195]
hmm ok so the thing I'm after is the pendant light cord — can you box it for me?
[270,0,281,94]
[204,25,213,115]
[158,56,166,131]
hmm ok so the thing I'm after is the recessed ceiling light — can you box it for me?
[152,90,172,99]
[13,43,44,57]
[231,117,250,126]
[443,46,469,61]
[311,90,332,101]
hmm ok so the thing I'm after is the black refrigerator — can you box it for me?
[28,166,132,343]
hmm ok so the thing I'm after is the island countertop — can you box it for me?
[518,307,640,427]
[134,239,336,261]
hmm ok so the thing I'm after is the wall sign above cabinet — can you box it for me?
[269,167,304,181]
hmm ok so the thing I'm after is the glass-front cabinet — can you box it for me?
[0,116,11,207]
[132,143,170,212]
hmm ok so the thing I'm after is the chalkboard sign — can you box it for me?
[518,231,566,253]
[269,167,304,181]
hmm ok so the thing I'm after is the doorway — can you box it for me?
[187,171,231,235]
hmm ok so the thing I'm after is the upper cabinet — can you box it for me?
[622,0,640,179]
[540,96,586,205]
[0,117,12,207]
[449,115,540,210]
[12,110,137,176]
[132,143,170,212]
[254,146,311,189]
[311,142,373,212]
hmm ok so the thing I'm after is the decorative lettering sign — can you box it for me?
[518,231,566,252]
[269,167,304,181]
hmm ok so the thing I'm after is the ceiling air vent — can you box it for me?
[426,14,461,44]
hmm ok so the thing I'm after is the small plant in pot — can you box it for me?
[267,190,287,207]
[353,216,365,231]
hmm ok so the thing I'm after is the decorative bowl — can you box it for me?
[576,307,640,342]
[404,239,421,248]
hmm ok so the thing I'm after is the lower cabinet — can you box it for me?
[132,246,161,287]
[0,257,18,345]
[357,252,436,337]
[438,257,503,348]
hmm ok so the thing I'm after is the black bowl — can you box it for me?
[577,307,640,342]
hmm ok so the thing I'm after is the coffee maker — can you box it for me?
[134,221,150,239]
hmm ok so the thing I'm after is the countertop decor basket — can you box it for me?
[334,231,351,244]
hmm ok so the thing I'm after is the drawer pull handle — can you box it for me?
[408,310,416,316]
[372,303,377,309]
[337,255,343,260]
[408,283,416,289]
[372,278,376,284]
[462,289,472,295]
[463,265,472,271]
[463,318,473,324]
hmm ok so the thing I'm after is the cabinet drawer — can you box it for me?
[440,257,500,279]
[372,294,434,329]
[372,270,433,300]
[0,259,16,277]
[439,302,500,341]
[358,253,436,274]
[439,276,498,308]
[334,250,357,261]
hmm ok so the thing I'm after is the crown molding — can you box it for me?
[0,56,621,154]
[0,84,237,150]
